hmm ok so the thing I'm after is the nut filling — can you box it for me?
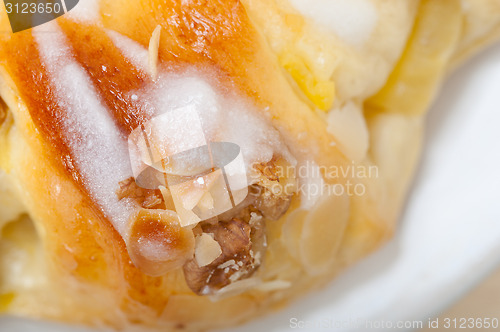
[183,209,266,295]
[117,158,295,296]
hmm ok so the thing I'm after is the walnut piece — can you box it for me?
[255,187,292,221]
[183,215,266,295]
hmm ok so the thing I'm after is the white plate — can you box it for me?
[1,42,500,332]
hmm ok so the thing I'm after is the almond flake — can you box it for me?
[256,280,292,292]
[194,233,222,267]
[148,25,162,79]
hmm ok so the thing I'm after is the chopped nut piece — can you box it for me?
[158,185,176,210]
[183,216,266,295]
[208,278,260,301]
[218,259,237,270]
[255,162,279,182]
[116,177,139,200]
[194,233,222,267]
[255,280,291,292]
[142,193,163,209]
[116,177,165,210]
[251,158,296,220]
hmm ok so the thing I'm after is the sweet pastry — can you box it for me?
[0,0,499,330]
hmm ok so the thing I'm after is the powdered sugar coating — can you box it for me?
[143,75,296,179]
[34,24,136,237]
[106,30,149,72]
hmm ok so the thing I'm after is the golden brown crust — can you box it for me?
[127,209,196,277]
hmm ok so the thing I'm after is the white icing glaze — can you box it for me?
[110,33,297,181]
[289,0,378,47]
[34,24,136,237]
[34,23,307,247]
[106,30,149,72]
[146,76,294,175]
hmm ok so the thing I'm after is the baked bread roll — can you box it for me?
[0,0,499,330]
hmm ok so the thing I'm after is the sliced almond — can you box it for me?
[369,113,421,193]
[198,191,215,211]
[194,233,222,267]
[158,185,176,211]
[148,25,162,79]
[171,172,220,212]
[255,280,292,292]
[161,294,257,324]
[208,278,260,301]
[299,190,350,276]
[282,208,308,259]
[327,102,369,162]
